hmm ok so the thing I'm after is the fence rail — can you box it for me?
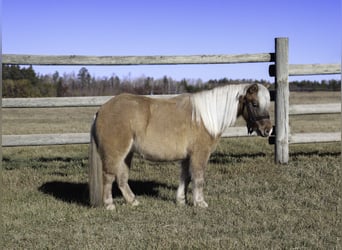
[2,133,90,147]
[2,95,177,108]
[290,132,341,144]
[270,63,341,76]
[2,95,340,147]
[2,37,341,164]
[2,127,254,147]
[288,64,341,76]
[3,97,340,114]
[2,53,273,66]
[289,103,340,115]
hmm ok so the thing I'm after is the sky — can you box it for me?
[2,0,341,82]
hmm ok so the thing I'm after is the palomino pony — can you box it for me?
[89,83,272,210]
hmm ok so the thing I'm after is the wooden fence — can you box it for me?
[2,38,341,164]
[269,38,340,163]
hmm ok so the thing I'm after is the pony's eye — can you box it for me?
[252,102,258,107]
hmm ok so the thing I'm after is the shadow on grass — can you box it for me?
[210,150,341,164]
[209,152,266,164]
[290,151,341,158]
[38,180,175,207]
[2,156,87,170]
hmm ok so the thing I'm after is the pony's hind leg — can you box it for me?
[103,172,116,210]
[116,152,140,206]
[176,158,191,205]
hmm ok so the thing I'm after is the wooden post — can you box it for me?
[274,38,289,164]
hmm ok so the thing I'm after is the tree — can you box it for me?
[144,77,153,95]
[2,65,46,97]
[3,65,23,80]
[162,75,169,94]
[77,67,91,87]
[22,65,38,85]
[52,71,60,84]
[56,78,68,97]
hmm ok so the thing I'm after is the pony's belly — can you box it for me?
[133,139,188,162]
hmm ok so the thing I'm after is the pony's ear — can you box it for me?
[247,83,259,94]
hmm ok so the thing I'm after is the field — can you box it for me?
[2,91,341,249]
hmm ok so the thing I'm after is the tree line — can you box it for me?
[2,65,341,98]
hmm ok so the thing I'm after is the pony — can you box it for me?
[89,83,272,210]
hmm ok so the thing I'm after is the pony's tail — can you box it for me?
[89,114,103,207]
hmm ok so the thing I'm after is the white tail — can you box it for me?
[89,117,103,207]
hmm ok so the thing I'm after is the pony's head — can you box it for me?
[239,84,272,137]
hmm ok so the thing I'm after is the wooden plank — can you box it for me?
[3,130,340,147]
[2,127,253,147]
[274,38,289,164]
[2,133,90,147]
[2,53,274,66]
[2,95,178,108]
[290,132,341,144]
[289,103,341,115]
[289,64,341,76]
[3,96,113,108]
[3,92,289,109]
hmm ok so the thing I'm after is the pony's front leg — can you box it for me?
[190,154,210,208]
[193,175,208,208]
[103,172,116,210]
[176,159,191,205]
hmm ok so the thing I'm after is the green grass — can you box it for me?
[2,91,341,249]
[2,139,340,249]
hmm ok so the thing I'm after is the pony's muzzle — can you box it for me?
[263,127,272,137]
[252,119,272,137]
[259,120,273,137]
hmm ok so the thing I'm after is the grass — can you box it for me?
[2,141,340,249]
[2,91,341,249]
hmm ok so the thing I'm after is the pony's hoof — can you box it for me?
[194,200,208,208]
[131,199,140,206]
[105,204,116,211]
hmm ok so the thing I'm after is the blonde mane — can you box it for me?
[191,84,270,137]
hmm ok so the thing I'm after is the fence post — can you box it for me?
[274,38,289,164]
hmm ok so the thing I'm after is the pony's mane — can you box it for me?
[190,84,270,137]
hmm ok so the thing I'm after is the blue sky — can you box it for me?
[3,0,341,82]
